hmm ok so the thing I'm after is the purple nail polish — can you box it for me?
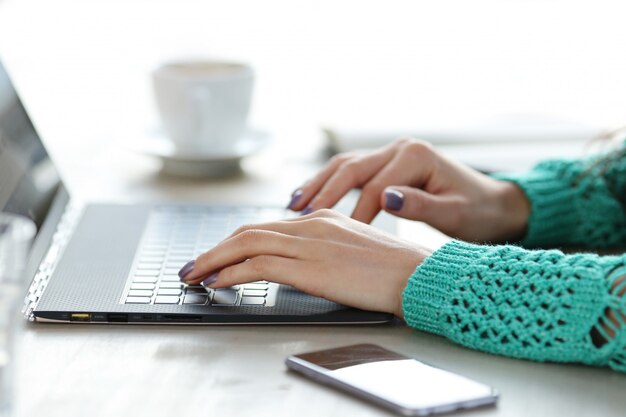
[178,260,195,281]
[287,189,303,209]
[300,205,313,215]
[385,189,404,211]
[201,273,219,287]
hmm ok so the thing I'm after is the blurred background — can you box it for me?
[1,0,626,199]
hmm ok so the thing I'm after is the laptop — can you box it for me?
[0,60,393,324]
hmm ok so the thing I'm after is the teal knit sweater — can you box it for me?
[402,147,626,372]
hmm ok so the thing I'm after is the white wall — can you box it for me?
[1,0,626,144]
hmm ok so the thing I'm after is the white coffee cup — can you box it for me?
[152,60,254,155]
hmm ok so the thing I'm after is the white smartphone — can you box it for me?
[285,344,498,416]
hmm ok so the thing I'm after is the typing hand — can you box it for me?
[179,210,431,318]
[287,138,531,243]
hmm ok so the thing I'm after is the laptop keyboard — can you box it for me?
[121,206,287,306]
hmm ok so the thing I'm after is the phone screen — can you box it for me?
[286,344,497,416]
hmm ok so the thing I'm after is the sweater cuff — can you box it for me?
[402,240,490,335]
[492,169,579,248]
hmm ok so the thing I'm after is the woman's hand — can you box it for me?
[179,209,432,317]
[287,138,531,243]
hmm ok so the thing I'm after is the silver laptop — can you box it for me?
[0,60,393,324]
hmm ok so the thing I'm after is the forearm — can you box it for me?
[402,240,626,372]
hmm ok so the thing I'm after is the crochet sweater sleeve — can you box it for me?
[403,243,626,372]
[492,148,626,248]
[402,151,626,371]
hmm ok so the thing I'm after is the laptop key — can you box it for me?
[169,250,194,256]
[137,263,162,270]
[211,289,238,305]
[157,288,182,296]
[128,289,154,297]
[243,289,266,297]
[244,282,269,289]
[126,296,152,304]
[185,286,208,294]
[241,296,266,306]
[167,255,194,262]
[131,283,155,290]
[183,294,209,305]
[160,275,181,282]
[160,282,183,289]
[170,245,196,251]
[134,270,160,277]
[133,277,158,283]
[155,296,180,304]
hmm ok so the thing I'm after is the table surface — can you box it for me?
[7,114,626,417]
[1,1,626,416]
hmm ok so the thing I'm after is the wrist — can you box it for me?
[496,180,531,242]
[395,246,433,319]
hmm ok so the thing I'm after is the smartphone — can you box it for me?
[285,344,498,416]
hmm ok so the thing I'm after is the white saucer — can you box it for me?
[135,129,271,177]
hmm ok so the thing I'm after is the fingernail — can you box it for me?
[178,260,195,281]
[201,273,219,287]
[287,189,303,209]
[300,205,313,215]
[385,189,404,211]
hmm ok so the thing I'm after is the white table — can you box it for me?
[2,1,625,415]
[8,103,626,417]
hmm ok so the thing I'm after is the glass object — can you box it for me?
[0,213,35,417]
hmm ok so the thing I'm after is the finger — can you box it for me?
[225,219,304,240]
[350,151,420,224]
[286,153,354,211]
[306,147,396,212]
[381,186,462,232]
[182,230,303,284]
[226,213,341,240]
[205,255,302,289]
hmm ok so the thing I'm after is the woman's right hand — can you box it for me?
[287,138,531,243]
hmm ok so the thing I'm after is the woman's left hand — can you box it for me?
[179,209,432,318]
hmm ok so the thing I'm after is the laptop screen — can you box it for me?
[0,61,61,230]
